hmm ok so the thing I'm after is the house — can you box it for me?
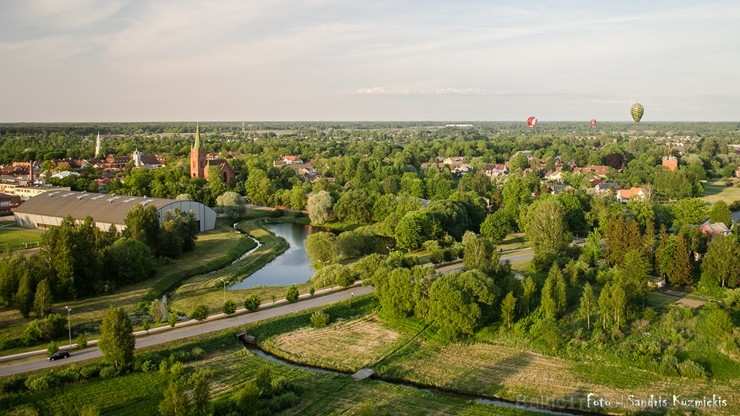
[572,165,610,178]
[442,157,473,175]
[133,149,165,169]
[544,166,565,182]
[281,155,304,165]
[616,187,646,203]
[0,193,21,215]
[699,220,731,238]
[484,163,509,178]
[593,182,621,196]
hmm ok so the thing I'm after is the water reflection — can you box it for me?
[229,222,321,290]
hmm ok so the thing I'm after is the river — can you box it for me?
[229,222,320,290]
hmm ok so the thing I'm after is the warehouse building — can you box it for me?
[14,191,216,232]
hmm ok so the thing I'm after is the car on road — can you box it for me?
[48,351,70,361]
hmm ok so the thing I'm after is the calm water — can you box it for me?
[229,222,319,290]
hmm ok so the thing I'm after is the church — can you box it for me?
[190,124,235,184]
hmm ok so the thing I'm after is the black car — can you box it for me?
[48,351,70,361]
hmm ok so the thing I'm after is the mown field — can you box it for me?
[702,179,740,204]
[1,317,551,416]
[246,295,740,415]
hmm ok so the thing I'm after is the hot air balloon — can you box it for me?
[630,103,644,123]
[527,116,537,128]
[590,119,597,127]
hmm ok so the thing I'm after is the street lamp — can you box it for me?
[64,306,72,349]
[220,279,226,304]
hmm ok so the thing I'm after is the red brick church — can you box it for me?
[190,124,235,184]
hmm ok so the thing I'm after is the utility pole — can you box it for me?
[64,306,72,349]
[220,279,226,304]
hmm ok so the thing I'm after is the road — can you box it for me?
[0,285,373,377]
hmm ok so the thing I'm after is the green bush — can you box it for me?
[244,294,262,311]
[286,286,299,303]
[47,340,59,355]
[658,354,680,376]
[99,366,120,379]
[25,373,59,391]
[191,347,205,360]
[167,314,178,327]
[190,304,209,322]
[223,299,237,315]
[76,334,88,349]
[678,360,708,379]
[310,310,330,328]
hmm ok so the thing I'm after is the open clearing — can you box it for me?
[0,226,43,252]
[264,315,404,372]
[702,180,740,204]
[376,340,740,414]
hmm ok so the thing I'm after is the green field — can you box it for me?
[702,179,740,204]
[0,226,43,252]
[1,325,550,416]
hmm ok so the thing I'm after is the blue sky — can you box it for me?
[1,0,738,122]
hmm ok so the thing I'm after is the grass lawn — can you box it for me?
[0,226,43,252]
[497,233,530,251]
[702,179,740,204]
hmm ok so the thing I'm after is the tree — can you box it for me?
[124,204,161,254]
[254,365,273,395]
[672,198,709,228]
[395,210,441,252]
[15,275,34,318]
[540,265,567,319]
[103,237,155,285]
[479,210,511,245]
[617,248,651,300]
[307,190,333,225]
[525,200,571,255]
[33,278,53,318]
[312,264,355,288]
[305,231,337,268]
[604,216,642,266]
[708,200,732,226]
[286,285,299,303]
[520,277,537,316]
[216,191,246,220]
[191,304,209,322]
[501,292,517,330]
[578,283,596,330]
[425,270,499,339]
[667,234,692,286]
[98,306,135,368]
[149,299,164,323]
[190,370,211,416]
[461,231,499,275]
[700,235,740,289]
[158,378,191,416]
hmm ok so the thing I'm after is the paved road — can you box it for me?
[436,248,535,274]
[0,286,373,377]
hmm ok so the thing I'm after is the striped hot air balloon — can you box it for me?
[631,103,644,123]
[527,116,537,128]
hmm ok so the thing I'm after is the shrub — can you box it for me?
[25,374,59,391]
[190,304,209,322]
[223,299,237,315]
[286,286,299,303]
[678,360,708,379]
[309,287,315,297]
[99,366,120,379]
[47,341,59,355]
[244,295,262,311]
[658,354,680,376]
[79,364,102,380]
[0,377,26,394]
[167,314,178,327]
[141,360,156,372]
[191,347,205,360]
[310,310,330,328]
[76,334,88,350]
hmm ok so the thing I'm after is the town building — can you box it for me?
[190,124,235,184]
[662,155,678,171]
[14,191,216,232]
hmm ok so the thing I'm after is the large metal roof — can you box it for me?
[14,191,187,225]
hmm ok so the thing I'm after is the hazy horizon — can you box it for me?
[2,1,739,122]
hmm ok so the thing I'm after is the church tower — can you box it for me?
[94,131,102,159]
[190,123,207,179]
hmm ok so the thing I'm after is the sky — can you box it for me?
[1,0,739,122]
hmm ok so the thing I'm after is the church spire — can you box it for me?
[193,122,201,149]
[94,131,101,159]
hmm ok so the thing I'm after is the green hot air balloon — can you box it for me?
[631,103,644,123]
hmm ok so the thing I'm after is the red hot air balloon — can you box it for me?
[590,119,597,127]
[527,116,537,128]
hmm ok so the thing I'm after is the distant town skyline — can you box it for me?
[1,0,739,122]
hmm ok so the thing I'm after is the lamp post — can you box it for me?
[220,279,226,304]
[64,306,72,349]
